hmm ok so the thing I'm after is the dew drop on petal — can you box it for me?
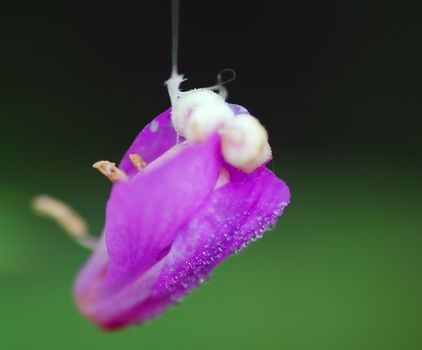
[150,120,159,132]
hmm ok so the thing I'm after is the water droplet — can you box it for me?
[150,120,159,132]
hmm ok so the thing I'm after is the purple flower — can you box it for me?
[73,97,290,330]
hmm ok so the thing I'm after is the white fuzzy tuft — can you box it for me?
[171,89,226,136]
[185,102,234,141]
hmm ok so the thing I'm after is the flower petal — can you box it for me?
[156,166,290,297]
[103,134,222,290]
[119,108,177,178]
[73,237,108,306]
[103,166,290,327]
[228,103,249,115]
[74,135,223,327]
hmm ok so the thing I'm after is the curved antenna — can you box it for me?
[166,0,184,106]
[216,68,237,86]
[205,68,237,100]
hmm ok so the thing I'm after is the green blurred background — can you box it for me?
[1,1,421,349]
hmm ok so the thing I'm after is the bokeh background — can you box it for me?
[1,1,421,349]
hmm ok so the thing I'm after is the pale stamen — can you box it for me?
[93,161,127,182]
[215,167,230,189]
[129,154,147,171]
[32,195,97,250]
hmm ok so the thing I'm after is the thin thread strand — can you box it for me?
[171,0,180,75]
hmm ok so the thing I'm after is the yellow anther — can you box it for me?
[93,161,127,183]
[129,153,147,171]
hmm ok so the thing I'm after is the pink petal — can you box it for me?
[101,166,290,328]
[74,135,223,326]
[118,108,177,178]
[105,135,222,288]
